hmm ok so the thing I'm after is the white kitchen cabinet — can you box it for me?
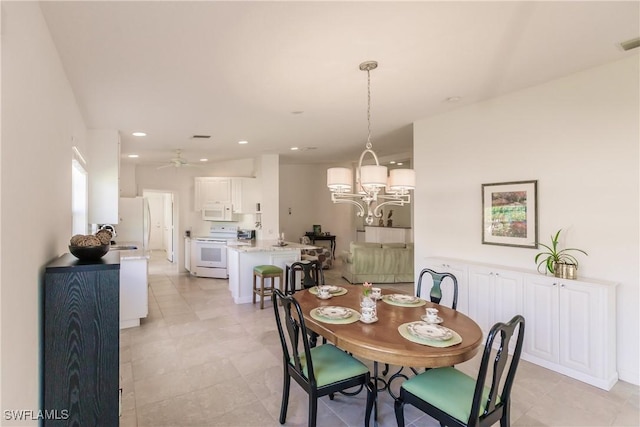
[231,177,259,214]
[523,274,617,390]
[194,177,232,211]
[88,129,120,224]
[119,256,148,329]
[227,246,300,304]
[422,258,469,315]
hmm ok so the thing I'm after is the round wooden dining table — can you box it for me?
[296,286,483,368]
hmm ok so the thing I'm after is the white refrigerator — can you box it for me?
[117,197,150,249]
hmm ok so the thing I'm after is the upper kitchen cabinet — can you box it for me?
[194,177,258,213]
[88,130,120,224]
[231,177,258,214]
[194,177,232,211]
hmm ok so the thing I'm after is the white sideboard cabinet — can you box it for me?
[423,257,618,390]
[523,274,617,390]
[467,265,524,341]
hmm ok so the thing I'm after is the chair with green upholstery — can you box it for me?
[394,315,525,427]
[285,259,324,295]
[272,289,376,427]
[416,268,459,310]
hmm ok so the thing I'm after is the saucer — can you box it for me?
[420,315,443,324]
[360,316,378,324]
[316,294,332,300]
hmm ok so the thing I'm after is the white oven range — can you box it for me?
[192,226,238,278]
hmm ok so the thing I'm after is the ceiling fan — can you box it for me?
[156,149,199,169]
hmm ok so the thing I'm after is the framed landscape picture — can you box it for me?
[482,180,538,248]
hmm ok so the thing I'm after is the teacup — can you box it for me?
[371,287,382,299]
[317,287,331,299]
[361,306,376,321]
[425,307,439,322]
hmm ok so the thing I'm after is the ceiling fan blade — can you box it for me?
[156,163,175,170]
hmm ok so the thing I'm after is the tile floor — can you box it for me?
[120,252,639,427]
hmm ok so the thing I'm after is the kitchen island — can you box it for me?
[109,242,150,328]
[226,240,317,304]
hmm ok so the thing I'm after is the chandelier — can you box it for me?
[327,61,415,225]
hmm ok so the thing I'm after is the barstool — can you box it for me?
[252,265,283,309]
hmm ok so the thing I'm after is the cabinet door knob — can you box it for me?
[561,284,566,288]
[553,283,558,286]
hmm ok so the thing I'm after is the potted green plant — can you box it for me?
[534,229,588,279]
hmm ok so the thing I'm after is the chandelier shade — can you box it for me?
[326,60,414,226]
[327,167,353,191]
[387,169,416,192]
[360,165,388,189]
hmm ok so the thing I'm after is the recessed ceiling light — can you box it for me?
[199,158,208,162]
[238,140,248,145]
[389,161,396,164]
[397,162,404,166]
[290,147,299,151]
[132,132,146,137]
[128,154,139,158]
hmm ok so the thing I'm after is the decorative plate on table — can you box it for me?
[315,306,353,320]
[320,285,342,294]
[407,322,453,341]
[382,294,425,306]
[389,294,419,304]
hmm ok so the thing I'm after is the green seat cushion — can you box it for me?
[402,367,496,424]
[298,344,369,387]
[253,265,283,275]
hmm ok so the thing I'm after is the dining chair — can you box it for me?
[384,268,460,380]
[416,268,459,310]
[285,259,324,295]
[394,315,525,427]
[272,289,376,427]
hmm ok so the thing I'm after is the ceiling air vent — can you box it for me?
[191,135,211,139]
[620,37,640,51]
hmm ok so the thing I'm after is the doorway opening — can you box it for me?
[143,190,176,262]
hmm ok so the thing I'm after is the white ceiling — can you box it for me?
[40,1,639,168]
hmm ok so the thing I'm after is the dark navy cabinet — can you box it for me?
[43,252,120,426]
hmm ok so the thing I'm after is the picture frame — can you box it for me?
[313,224,322,235]
[482,180,538,248]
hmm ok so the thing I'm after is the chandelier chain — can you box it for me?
[366,68,372,150]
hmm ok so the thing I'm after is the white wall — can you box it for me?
[413,57,639,384]
[1,2,88,422]
[279,163,354,255]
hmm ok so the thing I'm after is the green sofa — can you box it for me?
[341,242,414,284]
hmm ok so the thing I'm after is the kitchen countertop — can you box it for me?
[109,241,150,260]
[226,240,317,252]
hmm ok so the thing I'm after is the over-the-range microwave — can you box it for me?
[202,202,233,221]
